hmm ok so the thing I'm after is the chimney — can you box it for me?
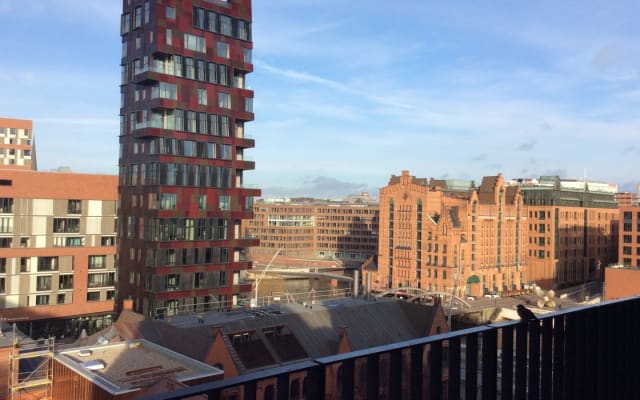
[123,298,134,311]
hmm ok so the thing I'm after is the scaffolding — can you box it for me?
[8,324,54,400]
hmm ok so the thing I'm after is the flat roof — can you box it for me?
[55,339,223,395]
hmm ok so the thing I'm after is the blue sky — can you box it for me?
[1,0,639,198]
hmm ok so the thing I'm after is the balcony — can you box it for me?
[138,296,640,399]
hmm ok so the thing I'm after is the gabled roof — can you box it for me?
[91,300,446,375]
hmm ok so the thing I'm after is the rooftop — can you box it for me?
[55,339,223,395]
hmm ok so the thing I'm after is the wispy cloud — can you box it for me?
[516,141,536,151]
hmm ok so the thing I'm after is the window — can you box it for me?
[0,277,5,294]
[243,48,252,64]
[101,236,115,246]
[166,6,175,19]
[121,13,131,34]
[107,290,115,300]
[218,93,231,109]
[151,82,177,100]
[88,255,107,269]
[166,274,180,291]
[184,33,206,53]
[219,195,231,211]
[88,272,115,288]
[216,42,229,58]
[0,198,13,213]
[144,1,150,24]
[166,28,172,45]
[59,275,73,290]
[198,88,208,105]
[220,15,231,36]
[87,292,101,302]
[0,217,12,233]
[199,195,207,210]
[37,256,58,272]
[134,6,142,28]
[194,272,205,288]
[245,98,253,113]
[68,199,82,214]
[57,293,66,304]
[0,258,5,273]
[237,20,250,40]
[36,276,52,291]
[53,218,80,233]
[158,193,176,210]
[35,295,50,305]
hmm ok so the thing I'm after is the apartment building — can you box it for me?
[244,194,379,268]
[373,171,527,298]
[519,177,618,288]
[0,117,35,171]
[117,0,259,317]
[0,169,117,339]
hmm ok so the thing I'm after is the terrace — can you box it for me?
[138,296,639,399]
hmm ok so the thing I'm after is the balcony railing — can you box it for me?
[138,296,640,399]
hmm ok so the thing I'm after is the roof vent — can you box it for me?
[78,350,93,357]
[81,360,105,370]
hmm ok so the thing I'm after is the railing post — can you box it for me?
[277,372,289,400]
[341,359,355,400]
[448,336,461,400]
[428,341,443,400]
[465,333,479,400]
[515,322,527,400]
[410,344,424,400]
[388,349,402,397]
[305,363,325,400]
[540,317,553,400]
[501,325,514,400]
[552,313,565,400]
[481,329,497,400]
[527,320,540,400]
[366,354,380,400]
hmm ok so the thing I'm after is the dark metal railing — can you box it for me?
[138,296,640,400]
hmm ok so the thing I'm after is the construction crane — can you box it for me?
[252,247,284,308]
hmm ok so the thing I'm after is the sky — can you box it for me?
[1,0,639,199]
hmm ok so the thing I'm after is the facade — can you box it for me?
[620,206,640,267]
[244,195,379,268]
[617,192,639,207]
[604,265,640,300]
[0,117,35,171]
[373,171,527,298]
[0,169,117,340]
[519,177,618,288]
[117,0,259,318]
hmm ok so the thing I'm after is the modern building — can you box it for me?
[0,117,35,171]
[372,171,527,298]
[117,0,259,318]
[0,169,117,340]
[518,176,618,288]
[244,195,379,268]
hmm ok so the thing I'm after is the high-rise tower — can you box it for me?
[117,0,258,317]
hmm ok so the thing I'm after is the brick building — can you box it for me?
[602,207,640,300]
[117,0,259,317]
[373,171,526,298]
[0,117,35,171]
[519,177,618,288]
[0,169,117,339]
[244,195,379,268]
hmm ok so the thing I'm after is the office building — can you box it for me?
[519,176,618,287]
[244,195,379,268]
[0,169,117,339]
[373,171,527,298]
[117,0,259,317]
[0,117,35,171]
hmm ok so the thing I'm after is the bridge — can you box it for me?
[375,287,472,308]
